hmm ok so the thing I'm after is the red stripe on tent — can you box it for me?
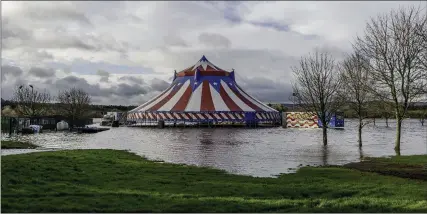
[171,84,193,111]
[230,87,263,111]
[219,84,242,111]
[184,112,193,120]
[208,112,216,120]
[148,84,183,111]
[200,80,215,111]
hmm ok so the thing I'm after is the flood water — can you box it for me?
[2,119,426,177]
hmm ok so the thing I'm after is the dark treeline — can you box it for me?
[1,98,137,118]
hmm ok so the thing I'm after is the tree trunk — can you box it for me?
[358,118,363,147]
[358,147,364,160]
[395,118,402,155]
[322,126,328,146]
[385,117,389,127]
[373,118,376,126]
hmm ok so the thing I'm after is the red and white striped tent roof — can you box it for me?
[129,56,278,114]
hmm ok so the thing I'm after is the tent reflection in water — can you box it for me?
[127,55,281,127]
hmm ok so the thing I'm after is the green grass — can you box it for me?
[1,149,427,212]
[1,140,39,149]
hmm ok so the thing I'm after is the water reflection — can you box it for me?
[359,147,364,160]
[322,145,329,165]
[1,119,426,177]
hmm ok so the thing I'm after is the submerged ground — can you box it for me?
[1,140,38,149]
[1,148,426,212]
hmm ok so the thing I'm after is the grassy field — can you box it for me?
[1,140,39,149]
[1,149,426,212]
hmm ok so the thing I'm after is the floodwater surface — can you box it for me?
[2,119,426,177]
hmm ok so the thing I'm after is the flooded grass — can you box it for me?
[344,155,427,180]
[2,149,427,212]
[1,140,39,149]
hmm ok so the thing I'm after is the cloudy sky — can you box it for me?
[1,1,424,105]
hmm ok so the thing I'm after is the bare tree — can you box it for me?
[292,49,342,146]
[57,88,91,128]
[338,52,373,147]
[12,85,52,117]
[354,6,427,154]
[415,8,427,75]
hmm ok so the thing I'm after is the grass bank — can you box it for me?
[345,155,427,180]
[1,149,426,212]
[1,140,38,149]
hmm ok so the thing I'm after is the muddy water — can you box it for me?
[2,119,426,177]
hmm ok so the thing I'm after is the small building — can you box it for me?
[284,112,344,128]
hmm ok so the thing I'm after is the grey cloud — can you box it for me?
[1,18,33,40]
[54,75,150,100]
[315,45,348,61]
[54,76,108,97]
[129,14,143,22]
[150,78,170,92]
[249,21,290,32]
[44,79,53,85]
[97,70,110,77]
[113,83,148,97]
[198,32,231,48]
[119,76,145,85]
[239,76,293,103]
[24,3,92,26]
[1,65,23,77]
[100,77,109,83]
[1,65,24,82]
[2,26,97,51]
[58,76,83,85]
[29,67,56,78]
[240,77,279,90]
[34,50,54,60]
[97,70,110,82]
[163,34,188,47]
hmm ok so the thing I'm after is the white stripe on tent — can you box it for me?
[209,84,229,111]
[185,83,203,111]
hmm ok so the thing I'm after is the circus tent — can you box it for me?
[127,56,281,125]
